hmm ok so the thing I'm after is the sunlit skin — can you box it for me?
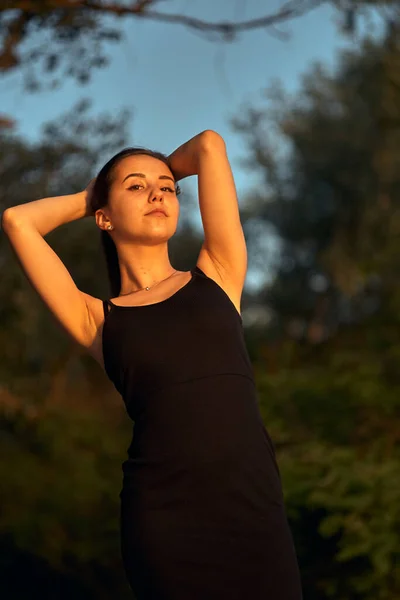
[95,154,182,296]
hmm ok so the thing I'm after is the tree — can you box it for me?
[233,21,400,341]
[0,0,398,93]
[230,25,400,599]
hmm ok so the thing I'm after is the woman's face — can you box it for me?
[103,154,180,245]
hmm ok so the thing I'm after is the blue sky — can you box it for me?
[0,0,365,286]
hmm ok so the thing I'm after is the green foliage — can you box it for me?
[1,391,133,598]
[254,332,400,598]
[233,24,400,599]
[2,405,122,565]
[234,25,400,337]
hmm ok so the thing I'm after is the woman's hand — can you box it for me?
[167,130,223,182]
[84,178,96,217]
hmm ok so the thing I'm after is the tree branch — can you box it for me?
[1,0,392,91]
[80,0,325,39]
[1,0,325,40]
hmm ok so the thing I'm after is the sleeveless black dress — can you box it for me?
[102,265,302,599]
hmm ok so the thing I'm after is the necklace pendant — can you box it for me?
[145,286,150,291]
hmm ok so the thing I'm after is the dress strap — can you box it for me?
[194,265,207,277]
[102,299,112,319]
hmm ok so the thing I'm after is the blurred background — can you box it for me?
[1,1,399,598]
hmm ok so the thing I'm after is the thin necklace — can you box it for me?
[119,269,180,296]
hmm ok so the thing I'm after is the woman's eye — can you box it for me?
[128,184,175,193]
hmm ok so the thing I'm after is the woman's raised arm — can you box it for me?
[1,186,98,350]
[168,130,247,299]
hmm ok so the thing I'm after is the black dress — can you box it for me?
[102,265,302,599]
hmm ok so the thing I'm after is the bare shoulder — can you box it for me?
[78,252,244,375]
[80,292,108,372]
[196,247,244,317]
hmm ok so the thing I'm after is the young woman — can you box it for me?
[2,130,303,599]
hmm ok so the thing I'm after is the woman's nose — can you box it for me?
[151,190,164,201]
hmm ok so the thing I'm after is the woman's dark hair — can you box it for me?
[89,147,181,299]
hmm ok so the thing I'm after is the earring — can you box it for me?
[107,225,113,230]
